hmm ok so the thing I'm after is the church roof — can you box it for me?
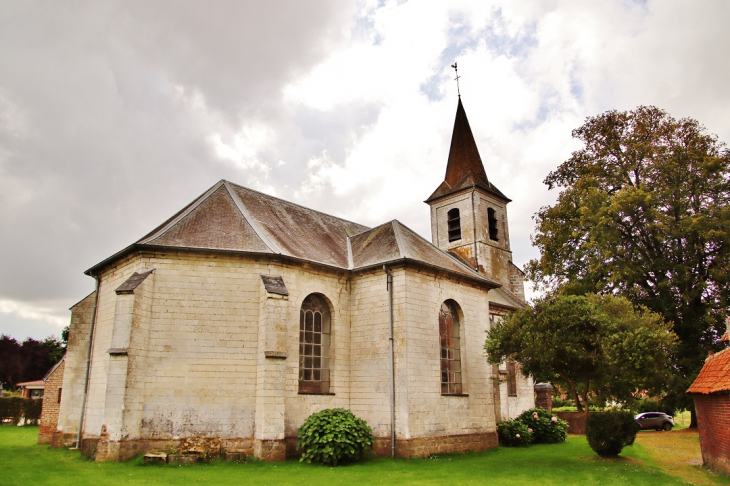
[489,287,526,311]
[426,99,510,203]
[687,347,730,395]
[87,180,498,287]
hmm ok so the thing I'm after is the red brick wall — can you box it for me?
[693,394,730,475]
[38,360,65,444]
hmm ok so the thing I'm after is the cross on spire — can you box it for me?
[451,62,461,98]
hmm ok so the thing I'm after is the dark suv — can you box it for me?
[635,412,674,431]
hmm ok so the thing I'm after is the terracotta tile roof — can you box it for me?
[425,99,509,203]
[687,347,730,394]
[17,380,45,388]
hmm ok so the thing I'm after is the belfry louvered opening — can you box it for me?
[447,208,461,242]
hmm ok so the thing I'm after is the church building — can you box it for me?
[55,98,534,461]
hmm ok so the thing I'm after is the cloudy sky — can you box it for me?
[1,0,729,342]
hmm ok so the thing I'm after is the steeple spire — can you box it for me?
[444,98,488,188]
[425,98,509,203]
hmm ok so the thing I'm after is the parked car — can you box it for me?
[635,412,674,431]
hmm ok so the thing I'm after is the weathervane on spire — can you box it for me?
[451,62,461,98]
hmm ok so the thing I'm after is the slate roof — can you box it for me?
[489,287,526,310]
[687,347,730,395]
[426,98,510,203]
[88,180,498,287]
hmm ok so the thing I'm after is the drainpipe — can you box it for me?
[383,265,395,458]
[75,273,101,449]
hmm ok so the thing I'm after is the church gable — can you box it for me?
[140,183,270,253]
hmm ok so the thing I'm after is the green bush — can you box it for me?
[516,408,568,444]
[297,408,374,465]
[23,399,42,425]
[0,397,24,424]
[586,410,640,457]
[496,419,532,447]
[550,396,573,408]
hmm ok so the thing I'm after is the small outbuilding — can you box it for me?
[687,332,730,475]
[39,355,66,444]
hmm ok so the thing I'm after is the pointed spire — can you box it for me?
[425,98,510,203]
[444,98,489,187]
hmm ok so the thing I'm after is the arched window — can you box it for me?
[447,208,461,242]
[299,294,331,394]
[439,300,462,395]
[487,208,499,241]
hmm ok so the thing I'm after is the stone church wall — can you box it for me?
[56,290,97,446]
[398,267,498,456]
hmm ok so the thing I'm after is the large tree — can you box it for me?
[526,106,730,419]
[485,294,677,420]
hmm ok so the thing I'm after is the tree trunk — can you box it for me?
[690,408,698,428]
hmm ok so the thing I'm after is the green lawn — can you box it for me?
[1,426,726,486]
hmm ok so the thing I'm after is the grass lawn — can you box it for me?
[2,426,728,486]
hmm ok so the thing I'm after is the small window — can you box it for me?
[439,300,463,395]
[488,208,499,241]
[299,294,331,394]
[507,361,517,397]
[447,208,461,242]
[58,388,62,404]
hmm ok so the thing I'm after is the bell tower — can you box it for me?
[425,98,525,300]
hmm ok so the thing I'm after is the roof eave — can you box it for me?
[425,183,512,204]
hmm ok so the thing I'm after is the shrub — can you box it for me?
[516,408,568,444]
[550,396,572,408]
[297,408,374,465]
[23,399,42,425]
[0,397,24,424]
[586,410,640,457]
[496,419,532,447]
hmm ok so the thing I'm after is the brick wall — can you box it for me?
[693,394,730,475]
[38,359,65,444]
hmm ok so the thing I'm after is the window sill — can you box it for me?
[441,393,469,397]
[298,392,336,396]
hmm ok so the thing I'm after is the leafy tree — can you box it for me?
[0,334,65,388]
[485,294,677,421]
[0,335,22,388]
[526,106,730,422]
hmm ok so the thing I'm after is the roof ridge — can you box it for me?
[225,180,370,233]
[223,181,284,255]
[138,180,225,244]
[391,219,499,286]
[391,220,408,260]
[346,235,354,270]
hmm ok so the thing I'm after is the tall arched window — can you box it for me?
[439,300,462,395]
[299,294,331,394]
[447,208,461,242]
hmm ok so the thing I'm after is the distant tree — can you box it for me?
[19,338,53,383]
[61,326,70,347]
[0,335,22,388]
[485,294,677,422]
[526,106,730,423]
[0,334,65,387]
[41,336,65,364]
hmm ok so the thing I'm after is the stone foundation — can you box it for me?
[72,431,497,462]
[254,439,286,461]
[393,432,498,458]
